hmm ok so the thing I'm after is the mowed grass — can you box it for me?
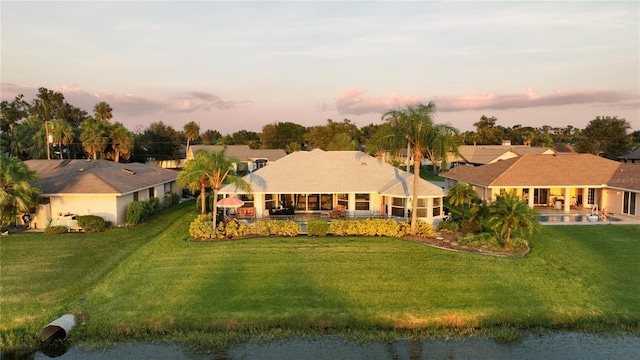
[2,201,639,350]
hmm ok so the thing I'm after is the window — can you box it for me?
[623,192,637,216]
[355,193,370,211]
[240,194,254,208]
[296,194,307,211]
[307,194,320,210]
[148,188,154,198]
[337,194,349,210]
[432,197,442,217]
[264,194,276,210]
[391,197,405,217]
[415,198,428,218]
[133,192,139,201]
[164,183,172,193]
[321,194,333,210]
[587,188,596,205]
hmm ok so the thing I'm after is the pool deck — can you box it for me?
[536,207,640,225]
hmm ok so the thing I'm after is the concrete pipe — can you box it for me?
[40,314,76,342]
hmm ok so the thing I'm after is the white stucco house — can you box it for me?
[25,159,179,229]
[219,149,446,223]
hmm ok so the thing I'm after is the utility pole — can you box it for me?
[45,121,51,160]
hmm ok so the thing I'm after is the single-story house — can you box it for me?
[448,144,555,167]
[188,145,287,173]
[618,147,640,164]
[25,159,179,229]
[441,153,639,217]
[219,149,446,223]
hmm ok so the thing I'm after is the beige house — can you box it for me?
[220,149,446,223]
[441,153,639,218]
[187,145,287,173]
[25,159,179,229]
[448,144,555,167]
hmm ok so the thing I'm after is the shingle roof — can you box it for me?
[189,145,287,162]
[451,145,554,165]
[441,153,624,187]
[608,163,640,191]
[220,149,444,197]
[25,160,178,195]
[618,147,640,161]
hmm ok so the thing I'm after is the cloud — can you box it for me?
[0,83,251,116]
[334,88,639,115]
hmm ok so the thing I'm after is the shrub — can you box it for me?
[253,220,299,237]
[189,213,218,241]
[126,201,151,225]
[437,220,459,233]
[76,215,108,232]
[415,220,436,238]
[307,220,329,236]
[148,197,161,214]
[164,191,180,207]
[328,219,408,237]
[221,220,251,239]
[44,225,68,235]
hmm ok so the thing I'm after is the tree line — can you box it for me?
[2,87,639,164]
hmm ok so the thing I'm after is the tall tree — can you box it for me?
[382,102,457,234]
[201,129,222,145]
[133,121,182,161]
[487,191,539,249]
[424,124,460,174]
[260,121,306,150]
[576,116,633,159]
[109,122,134,163]
[0,153,42,229]
[30,87,88,127]
[304,119,362,150]
[183,121,200,152]
[50,119,75,159]
[473,115,504,145]
[80,117,109,159]
[93,101,113,122]
[9,116,47,159]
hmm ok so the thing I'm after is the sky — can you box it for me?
[2,1,639,135]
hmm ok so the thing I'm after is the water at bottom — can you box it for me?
[4,332,639,360]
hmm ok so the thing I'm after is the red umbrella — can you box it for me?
[216,197,245,208]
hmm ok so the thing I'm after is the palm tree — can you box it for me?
[109,122,134,163]
[446,183,478,220]
[80,118,109,159]
[178,150,213,214]
[487,191,540,249]
[50,119,74,159]
[424,124,460,175]
[0,153,41,228]
[183,121,200,152]
[382,102,460,234]
[93,101,113,122]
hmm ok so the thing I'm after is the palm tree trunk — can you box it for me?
[212,188,219,233]
[200,182,206,214]
[410,150,422,235]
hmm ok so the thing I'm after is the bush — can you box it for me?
[415,220,436,238]
[76,215,108,232]
[44,225,68,235]
[148,197,161,214]
[307,220,329,236]
[328,219,408,237]
[189,213,218,240]
[253,220,299,237]
[437,220,459,233]
[126,201,151,225]
[164,191,180,207]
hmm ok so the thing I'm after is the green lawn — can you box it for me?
[1,201,639,350]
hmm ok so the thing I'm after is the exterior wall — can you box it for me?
[116,193,135,225]
[487,152,518,164]
[37,195,118,229]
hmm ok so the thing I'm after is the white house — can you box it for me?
[219,149,446,223]
[25,159,179,229]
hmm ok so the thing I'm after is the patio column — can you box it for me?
[427,197,434,223]
[348,193,356,217]
[563,187,571,213]
[254,193,265,218]
[528,187,534,208]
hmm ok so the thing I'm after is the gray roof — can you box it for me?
[220,149,444,198]
[619,147,640,161]
[25,159,178,195]
[189,145,287,162]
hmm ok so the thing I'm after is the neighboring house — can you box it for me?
[25,159,179,229]
[618,147,640,164]
[187,145,287,173]
[219,149,446,223]
[553,142,577,153]
[441,153,639,218]
[448,145,555,167]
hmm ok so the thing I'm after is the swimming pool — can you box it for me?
[536,214,599,223]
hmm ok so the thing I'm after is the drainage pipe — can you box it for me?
[40,314,76,342]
